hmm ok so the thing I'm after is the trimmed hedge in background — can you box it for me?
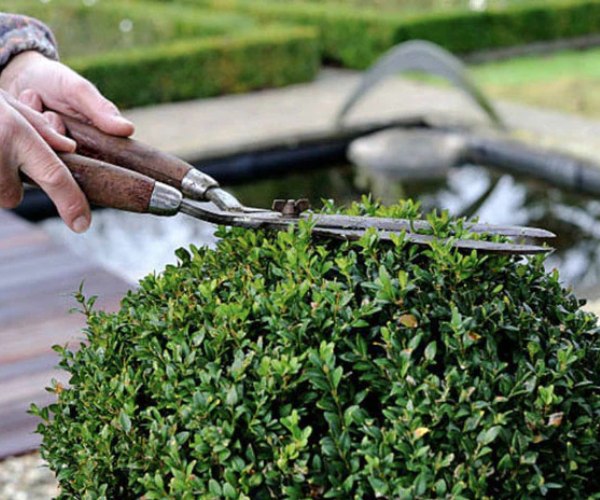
[6,0,320,108]
[176,0,600,69]
[11,0,600,104]
[8,0,600,104]
[71,27,320,109]
[4,0,260,59]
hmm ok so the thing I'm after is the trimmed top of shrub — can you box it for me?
[34,198,599,498]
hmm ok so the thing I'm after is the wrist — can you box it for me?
[0,50,47,94]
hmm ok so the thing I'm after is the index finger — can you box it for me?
[17,131,91,233]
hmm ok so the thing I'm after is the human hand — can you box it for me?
[0,50,134,137]
[0,51,135,232]
[0,88,90,231]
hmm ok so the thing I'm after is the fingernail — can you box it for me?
[72,216,90,233]
[116,116,133,126]
[65,137,77,150]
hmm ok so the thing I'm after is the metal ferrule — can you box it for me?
[181,169,220,200]
[148,182,183,216]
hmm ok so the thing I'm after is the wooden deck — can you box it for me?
[0,210,131,458]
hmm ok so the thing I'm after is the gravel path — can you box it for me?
[0,453,58,499]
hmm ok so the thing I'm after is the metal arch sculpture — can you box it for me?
[335,40,507,130]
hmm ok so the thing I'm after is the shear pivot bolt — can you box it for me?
[272,198,310,217]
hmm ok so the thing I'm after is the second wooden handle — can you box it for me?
[60,153,156,213]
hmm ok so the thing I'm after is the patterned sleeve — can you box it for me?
[0,13,58,70]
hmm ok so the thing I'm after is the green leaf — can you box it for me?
[521,451,538,465]
[226,386,238,406]
[477,426,502,446]
[368,477,388,495]
[331,366,343,389]
[223,483,237,498]
[208,479,222,496]
[118,410,131,434]
[424,341,437,360]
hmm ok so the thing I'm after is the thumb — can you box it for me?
[72,79,134,137]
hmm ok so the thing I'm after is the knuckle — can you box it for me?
[63,198,87,219]
[36,161,70,190]
[0,121,31,157]
[99,97,119,114]
[45,114,64,134]
[35,119,56,137]
[56,186,88,221]
[73,78,96,96]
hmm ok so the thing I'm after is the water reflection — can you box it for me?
[41,210,218,284]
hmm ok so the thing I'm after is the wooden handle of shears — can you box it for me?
[57,153,158,213]
[61,114,192,189]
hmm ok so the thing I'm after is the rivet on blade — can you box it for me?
[272,199,311,217]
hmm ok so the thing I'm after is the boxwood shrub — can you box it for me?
[185,0,600,68]
[34,199,599,498]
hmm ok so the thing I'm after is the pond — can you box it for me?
[41,161,600,300]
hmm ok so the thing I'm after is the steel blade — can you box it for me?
[313,228,551,255]
[180,201,554,252]
[301,213,555,239]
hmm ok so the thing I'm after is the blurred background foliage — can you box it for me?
[3,1,258,59]
[5,0,600,115]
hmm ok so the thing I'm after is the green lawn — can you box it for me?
[471,48,600,117]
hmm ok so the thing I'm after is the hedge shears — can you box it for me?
[52,116,555,255]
